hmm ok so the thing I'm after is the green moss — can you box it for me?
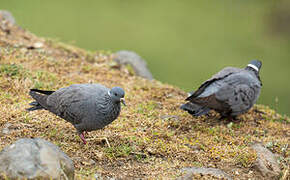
[105,144,133,158]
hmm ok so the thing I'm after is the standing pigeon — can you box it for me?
[181,60,262,120]
[27,84,126,144]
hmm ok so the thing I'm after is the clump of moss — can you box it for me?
[105,144,133,159]
[234,148,257,168]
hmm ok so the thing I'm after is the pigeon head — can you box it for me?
[246,60,262,72]
[109,87,126,106]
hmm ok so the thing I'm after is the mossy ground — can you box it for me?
[0,21,289,179]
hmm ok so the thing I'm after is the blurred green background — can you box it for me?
[1,0,290,115]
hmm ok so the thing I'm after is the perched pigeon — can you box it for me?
[27,84,126,144]
[181,60,262,120]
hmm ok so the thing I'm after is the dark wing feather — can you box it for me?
[186,67,241,101]
[180,102,211,116]
[192,94,230,112]
[30,89,55,95]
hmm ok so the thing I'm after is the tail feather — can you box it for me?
[30,89,55,95]
[26,104,43,111]
[27,89,52,111]
[29,101,39,106]
[180,102,210,117]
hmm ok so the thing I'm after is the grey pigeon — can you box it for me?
[181,60,262,120]
[27,84,126,144]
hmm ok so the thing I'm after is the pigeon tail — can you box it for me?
[26,104,43,111]
[27,89,52,111]
[30,89,55,95]
[180,102,210,117]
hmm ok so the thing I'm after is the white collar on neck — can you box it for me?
[108,91,111,96]
[247,64,259,72]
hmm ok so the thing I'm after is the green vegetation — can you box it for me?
[0,64,25,78]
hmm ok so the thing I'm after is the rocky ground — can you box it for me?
[0,12,289,179]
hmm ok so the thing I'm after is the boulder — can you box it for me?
[113,50,153,80]
[0,138,74,179]
[251,142,281,179]
[0,10,16,25]
[178,167,232,180]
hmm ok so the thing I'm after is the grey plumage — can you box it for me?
[181,60,262,119]
[27,84,125,144]
[180,102,211,116]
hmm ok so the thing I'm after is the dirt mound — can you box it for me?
[0,16,289,179]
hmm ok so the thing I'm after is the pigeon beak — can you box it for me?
[120,98,126,106]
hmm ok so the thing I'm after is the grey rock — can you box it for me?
[88,159,96,166]
[0,10,16,25]
[178,167,232,180]
[27,84,125,144]
[1,123,13,134]
[0,138,74,179]
[113,50,153,80]
[251,143,281,179]
[181,60,262,119]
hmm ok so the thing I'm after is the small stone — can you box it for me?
[95,173,103,180]
[184,144,202,152]
[1,123,14,134]
[89,159,96,165]
[20,47,28,53]
[33,42,44,49]
[160,115,179,121]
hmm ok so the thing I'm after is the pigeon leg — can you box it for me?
[79,132,87,144]
[224,115,241,123]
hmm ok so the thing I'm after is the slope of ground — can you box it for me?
[0,18,289,179]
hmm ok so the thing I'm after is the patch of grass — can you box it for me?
[31,70,58,89]
[234,149,257,168]
[105,144,133,159]
[0,64,25,78]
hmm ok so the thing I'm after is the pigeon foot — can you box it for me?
[79,132,87,144]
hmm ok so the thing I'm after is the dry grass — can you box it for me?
[0,20,289,179]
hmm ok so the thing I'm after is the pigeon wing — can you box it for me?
[46,84,107,125]
[215,72,261,115]
[187,67,241,100]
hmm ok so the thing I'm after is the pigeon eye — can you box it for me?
[114,93,117,96]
